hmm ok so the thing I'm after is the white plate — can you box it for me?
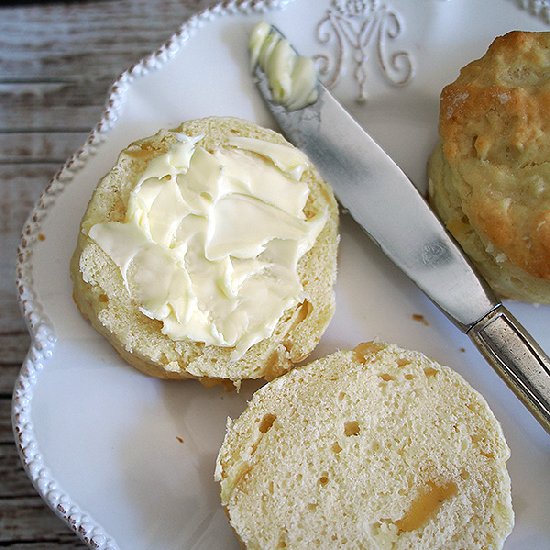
[14,1,550,548]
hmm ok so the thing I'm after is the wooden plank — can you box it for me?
[0,389,85,550]
[0,80,111,131]
[0,442,36,498]
[0,333,29,369]
[0,298,26,336]
[0,542,86,550]
[0,496,87,546]
[0,165,55,232]
[0,0,211,80]
[0,438,87,547]
[0,0,218,132]
[0,165,54,334]
[0,399,14,444]
[0,132,87,163]
[0,2,221,547]
[0,364,24,397]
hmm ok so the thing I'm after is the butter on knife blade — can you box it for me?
[249,21,318,111]
[249,23,550,434]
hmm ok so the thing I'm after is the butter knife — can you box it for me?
[251,27,550,434]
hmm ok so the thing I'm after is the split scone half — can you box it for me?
[71,117,339,383]
[216,342,513,549]
[429,31,550,303]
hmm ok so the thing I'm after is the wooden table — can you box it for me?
[0,1,219,546]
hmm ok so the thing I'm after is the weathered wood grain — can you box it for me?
[0,165,53,227]
[0,165,54,334]
[0,0,211,78]
[0,497,87,546]
[0,364,21,397]
[0,132,87,163]
[0,165,55,230]
[0,80,115,131]
[0,399,14,444]
[0,443,35,498]
[0,1,220,546]
[0,333,28,369]
[0,365,80,548]
[0,298,26,335]
[0,543,86,550]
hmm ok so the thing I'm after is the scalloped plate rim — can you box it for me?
[11,0,550,548]
[12,1,290,548]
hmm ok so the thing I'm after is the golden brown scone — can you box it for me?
[428,31,550,302]
[71,117,339,383]
[216,343,514,549]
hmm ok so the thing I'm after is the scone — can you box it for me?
[71,117,339,383]
[428,31,550,302]
[216,342,514,549]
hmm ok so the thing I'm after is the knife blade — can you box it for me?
[251,26,550,434]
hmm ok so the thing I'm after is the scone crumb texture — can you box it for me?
[215,343,513,549]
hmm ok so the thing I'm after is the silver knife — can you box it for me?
[251,26,550,434]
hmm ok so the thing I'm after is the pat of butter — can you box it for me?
[87,133,327,359]
[250,21,319,111]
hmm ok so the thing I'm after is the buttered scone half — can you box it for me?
[428,31,550,302]
[216,343,513,549]
[71,117,339,383]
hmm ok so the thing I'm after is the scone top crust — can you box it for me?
[72,117,339,382]
[440,31,550,280]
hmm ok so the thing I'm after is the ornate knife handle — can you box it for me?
[468,304,550,434]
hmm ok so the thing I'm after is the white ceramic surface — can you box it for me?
[14,1,550,548]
